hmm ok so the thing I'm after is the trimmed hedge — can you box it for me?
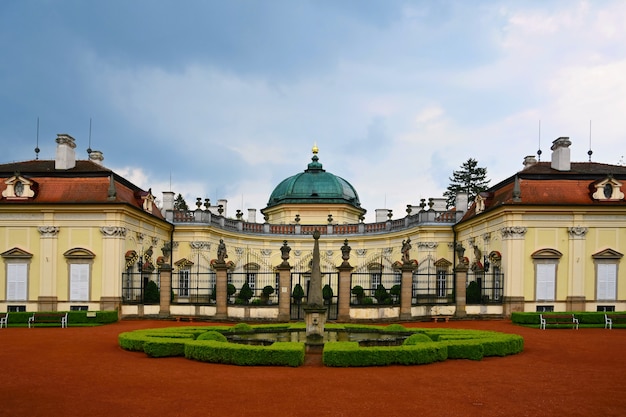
[119,323,523,367]
[323,341,447,366]
[4,310,118,326]
[185,340,304,367]
[511,311,625,327]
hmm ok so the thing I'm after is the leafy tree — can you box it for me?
[173,193,189,211]
[444,158,490,208]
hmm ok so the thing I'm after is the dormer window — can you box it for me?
[2,174,36,200]
[592,175,624,201]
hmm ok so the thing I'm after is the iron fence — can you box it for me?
[228,272,279,305]
[171,270,217,305]
[467,270,504,304]
[411,272,455,305]
[122,272,160,305]
[349,272,402,306]
[290,272,339,320]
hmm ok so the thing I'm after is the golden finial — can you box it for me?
[312,142,319,154]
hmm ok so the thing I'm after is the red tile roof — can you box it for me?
[0,159,165,220]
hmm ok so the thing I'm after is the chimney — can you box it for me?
[455,192,468,212]
[55,134,77,170]
[523,155,537,169]
[162,191,175,212]
[550,137,571,171]
[88,150,104,165]
[248,208,257,223]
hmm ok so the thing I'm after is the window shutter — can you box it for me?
[536,263,555,301]
[597,263,617,300]
[7,263,27,300]
[70,264,90,301]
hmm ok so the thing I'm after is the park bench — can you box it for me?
[539,313,578,330]
[432,315,452,323]
[0,313,7,328]
[604,314,626,329]
[28,312,68,328]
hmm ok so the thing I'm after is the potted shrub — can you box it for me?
[292,283,305,304]
[322,284,334,305]
[237,282,253,304]
[351,285,365,304]
[261,285,275,305]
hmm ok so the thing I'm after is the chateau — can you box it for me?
[1,134,624,320]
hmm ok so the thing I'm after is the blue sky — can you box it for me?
[2,1,625,221]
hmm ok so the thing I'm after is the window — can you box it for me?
[536,263,556,301]
[536,305,554,312]
[436,270,447,297]
[178,270,190,297]
[70,305,88,311]
[532,249,562,302]
[7,305,26,312]
[70,263,90,301]
[597,263,617,300]
[597,305,615,312]
[7,263,27,301]
[593,249,623,301]
[64,248,95,302]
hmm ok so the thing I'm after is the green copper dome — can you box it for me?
[265,148,363,209]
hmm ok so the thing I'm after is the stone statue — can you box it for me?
[217,239,227,263]
[401,238,412,264]
[341,239,351,262]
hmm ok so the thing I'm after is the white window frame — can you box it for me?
[69,263,90,301]
[535,262,556,301]
[7,262,28,301]
[178,269,190,297]
[596,262,617,301]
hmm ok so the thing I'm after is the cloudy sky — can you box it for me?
[2,1,625,221]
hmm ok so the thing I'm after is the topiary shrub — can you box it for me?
[231,322,253,332]
[237,282,253,304]
[197,330,228,342]
[374,284,391,305]
[466,281,481,304]
[144,280,160,304]
[292,283,305,304]
[390,284,401,304]
[351,285,364,304]
[322,284,334,304]
[385,323,407,332]
[403,333,433,345]
[362,297,374,305]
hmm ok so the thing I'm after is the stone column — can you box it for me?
[212,263,230,319]
[454,263,468,318]
[337,264,353,322]
[276,264,292,321]
[400,263,417,320]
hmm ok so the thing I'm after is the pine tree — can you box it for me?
[444,158,490,208]
[173,193,189,211]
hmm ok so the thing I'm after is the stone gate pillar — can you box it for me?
[337,264,353,322]
[276,264,292,321]
[454,262,468,318]
[400,263,417,320]
[158,265,172,318]
[212,262,229,319]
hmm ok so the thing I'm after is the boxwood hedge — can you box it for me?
[119,323,523,367]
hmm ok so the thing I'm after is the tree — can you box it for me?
[444,158,490,208]
[173,193,189,211]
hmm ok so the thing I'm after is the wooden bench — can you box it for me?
[432,315,452,323]
[604,314,626,329]
[539,313,578,330]
[28,312,68,328]
[0,313,7,328]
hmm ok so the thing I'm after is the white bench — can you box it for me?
[539,313,579,330]
[28,312,68,328]
[605,314,626,329]
[0,313,7,328]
